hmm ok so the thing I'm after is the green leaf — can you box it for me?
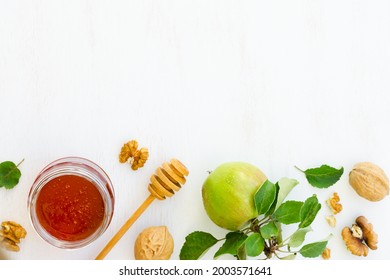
[288,227,312,248]
[299,241,328,258]
[299,195,322,228]
[275,222,283,244]
[260,222,279,239]
[237,243,246,260]
[274,177,299,210]
[296,165,343,188]
[265,182,280,216]
[273,201,304,224]
[279,254,297,260]
[245,233,264,257]
[254,180,277,215]
[179,231,218,260]
[0,159,24,189]
[214,232,247,259]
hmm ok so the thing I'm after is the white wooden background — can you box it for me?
[1,0,389,260]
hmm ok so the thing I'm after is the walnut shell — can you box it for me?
[134,226,174,260]
[349,162,389,202]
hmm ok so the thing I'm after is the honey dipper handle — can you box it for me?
[95,195,156,260]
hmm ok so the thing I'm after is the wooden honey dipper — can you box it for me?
[95,158,189,260]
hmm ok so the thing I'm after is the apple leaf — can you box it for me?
[299,234,332,258]
[264,182,280,216]
[299,195,321,228]
[288,227,312,248]
[274,177,299,210]
[245,233,264,257]
[299,241,328,258]
[273,201,304,224]
[214,232,247,259]
[237,243,247,260]
[0,159,24,189]
[260,222,279,239]
[279,254,297,260]
[296,165,343,188]
[275,222,283,244]
[179,231,218,260]
[254,180,277,215]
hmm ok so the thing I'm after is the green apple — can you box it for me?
[202,162,267,231]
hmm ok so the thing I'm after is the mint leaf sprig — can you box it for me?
[0,159,24,189]
[180,178,330,260]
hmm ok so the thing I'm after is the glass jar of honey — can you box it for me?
[28,157,114,249]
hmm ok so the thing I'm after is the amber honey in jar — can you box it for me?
[28,157,114,249]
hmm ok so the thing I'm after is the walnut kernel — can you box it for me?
[326,192,342,214]
[342,227,369,257]
[341,216,378,257]
[325,215,336,228]
[0,221,27,252]
[134,226,174,260]
[119,140,138,163]
[131,148,149,170]
[351,224,363,239]
[321,247,331,260]
[356,216,378,250]
[119,140,149,170]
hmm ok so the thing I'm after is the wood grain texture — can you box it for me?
[0,0,390,260]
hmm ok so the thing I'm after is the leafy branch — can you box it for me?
[180,178,331,260]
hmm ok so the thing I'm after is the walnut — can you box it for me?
[134,226,174,260]
[351,224,363,239]
[131,148,149,170]
[119,140,149,170]
[0,238,20,252]
[349,162,389,201]
[326,192,342,214]
[356,216,378,250]
[342,227,369,257]
[341,216,378,257]
[325,215,336,228]
[0,221,27,252]
[119,140,138,163]
[321,247,331,260]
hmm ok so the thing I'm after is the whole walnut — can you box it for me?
[349,162,389,202]
[134,226,174,260]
